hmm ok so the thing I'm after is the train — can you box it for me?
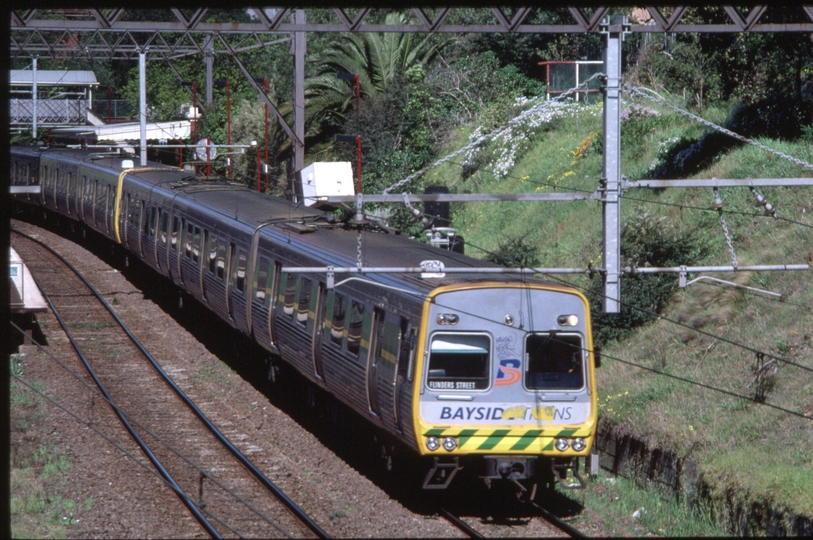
[10,144,598,496]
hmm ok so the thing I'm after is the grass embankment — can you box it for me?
[11,352,91,538]
[425,99,813,530]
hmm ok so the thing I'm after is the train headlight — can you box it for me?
[572,438,587,452]
[426,437,441,451]
[442,437,458,451]
[555,438,570,452]
[557,314,579,326]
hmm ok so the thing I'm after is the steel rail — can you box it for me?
[438,508,484,538]
[530,501,587,538]
[13,232,222,539]
[11,228,331,539]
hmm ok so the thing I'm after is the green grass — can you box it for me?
[426,98,813,530]
[10,363,88,538]
[575,469,727,536]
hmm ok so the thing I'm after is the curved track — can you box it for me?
[12,228,330,539]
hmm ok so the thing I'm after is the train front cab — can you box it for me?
[413,283,598,492]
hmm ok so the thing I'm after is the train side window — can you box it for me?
[234,249,247,291]
[426,333,491,391]
[282,273,296,316]
[208,234,218,273]
[107,185,116,232]
[255,257,270,301]
[216,238,227,279]
[53,169,59,205]
[171,216,180,250]
[184,222,194,259]
[148,206,158,238]
[129,196,140,231]
[347,300,365,356]
[525,333,584,391]
[160,211,169,244]
[379,319,400,368]
[83,176,91,213]
[192,226,201,264]
[96,181,107,215]
[404,326,417,382]
[330,293,346,346]
[120,193,129,242]
[296,278,312,326]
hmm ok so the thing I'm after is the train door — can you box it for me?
[70,172,80,215]
[95,181,108,232]
[120,193,130,246]
[52,168,60,210]
[106,185,116,236]
[157,209,169,272]
[171,215,183,285]
[366,307,385,418]
[268,262,282,347]
[311,281,327,380]
[226,242,237,320]
[66,172,74,215]
[200,229,208,300]
[153,209,163,269]
[395,321,417,433]
[82,175,93,223]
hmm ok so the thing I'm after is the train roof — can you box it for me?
[16,146,567,297]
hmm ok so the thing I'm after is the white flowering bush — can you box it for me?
[646,136,681,174]
[462,99,603,178]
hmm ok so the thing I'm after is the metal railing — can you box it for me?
[10,98,88,125]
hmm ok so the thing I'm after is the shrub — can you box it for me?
[484,235,540,268]
[589,213,706,345]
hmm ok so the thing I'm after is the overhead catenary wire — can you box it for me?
[381,71,606,195]
[431,239,813,421]
[458,238,813,374]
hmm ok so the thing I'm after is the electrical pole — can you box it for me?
[31,56,38,138]
[601,16,627,313]
[292,9,306,173]
[139,47,148,167]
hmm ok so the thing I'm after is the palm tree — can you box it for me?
[279,12,451,159]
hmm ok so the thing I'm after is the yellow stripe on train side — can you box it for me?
[113,167,171,244]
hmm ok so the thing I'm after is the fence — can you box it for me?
[10,98,88,125]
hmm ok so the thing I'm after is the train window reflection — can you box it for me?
[297,279,311,325]
[235,250,247,292]
[427,333,490,390]
[255,257,269,300]
[346,300,364,356]
[216,239,227,279]
[330,293,346,345]
[283,274,296,315]
[525,333,584,390]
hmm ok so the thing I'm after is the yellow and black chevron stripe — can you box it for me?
[421,426,593,454]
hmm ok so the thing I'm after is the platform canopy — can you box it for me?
[10,70,99,89]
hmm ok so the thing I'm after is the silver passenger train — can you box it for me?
[10,145,598,494]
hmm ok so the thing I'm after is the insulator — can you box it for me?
[750,188,768,207]
[708,187,728,210]
[763,203,777,217]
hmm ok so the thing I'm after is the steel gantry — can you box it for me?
[9,6,813,312]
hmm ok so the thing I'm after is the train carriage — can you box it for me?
[10,145,598,494]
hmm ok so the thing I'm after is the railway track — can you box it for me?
[438,498,586,538]
[12,228,330,539]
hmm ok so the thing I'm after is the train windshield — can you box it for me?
[525,332,584,390]
[426,333,490,391]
